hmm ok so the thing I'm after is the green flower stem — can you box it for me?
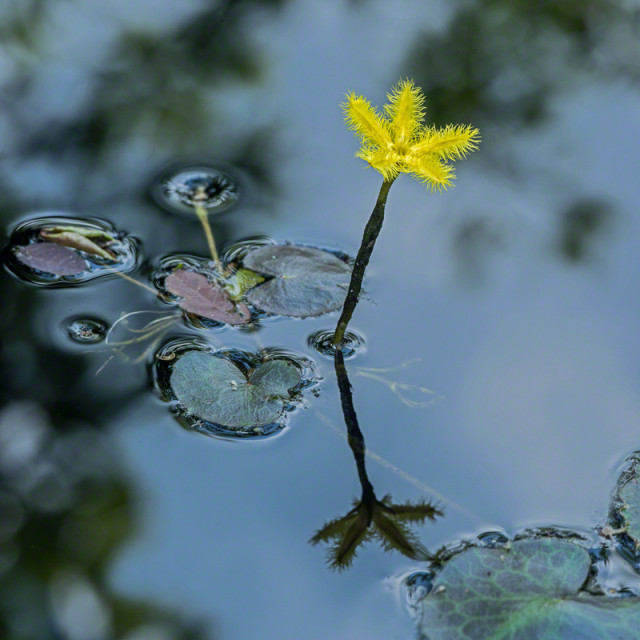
[333,177,395,347]
[194,203,223,273]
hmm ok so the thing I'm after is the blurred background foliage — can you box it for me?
[407,0,640,129]
[0,401,207,639]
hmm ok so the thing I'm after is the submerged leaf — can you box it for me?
[40,228,116,260]
[170,350,301,429]
[15,243,88,276]
[419,537,640,640]
[243,245,352,318]
[165,269,251,325]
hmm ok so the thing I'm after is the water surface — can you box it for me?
[1,1,640,638]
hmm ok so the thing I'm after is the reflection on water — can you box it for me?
[407,0,640,129]
[310,350,441,570]
[1,0,640,638]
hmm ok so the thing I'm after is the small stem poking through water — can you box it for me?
[333,178,395,347]
[195,203,223,273]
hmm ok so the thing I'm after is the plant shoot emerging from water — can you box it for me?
[333,79,480,346]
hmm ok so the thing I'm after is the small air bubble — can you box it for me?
[478,531,509,548]
[65,317,108,343]
[405,571,436,602]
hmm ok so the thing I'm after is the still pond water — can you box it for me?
[1,1,640,638]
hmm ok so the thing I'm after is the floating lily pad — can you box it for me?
[5,215,139,286]
[15,243,88,276]
[170,350,301,429]
[165,269,251,325]
[243,245,351,318]
[418,537,640,640]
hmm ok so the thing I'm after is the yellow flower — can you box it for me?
[343,79,480,190]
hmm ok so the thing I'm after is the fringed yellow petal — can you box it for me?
[411,124,480,161]
[357,146,401,180]
[383,79,425,149]
[406,155,455,191]
[342,92,392,149]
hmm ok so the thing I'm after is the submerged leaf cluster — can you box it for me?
[343,79,480,190]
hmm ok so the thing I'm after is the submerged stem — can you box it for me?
[195,203,222,273]
[103,264,158,294]
[333,178,395,347]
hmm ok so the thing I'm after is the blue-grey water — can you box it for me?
[1,1,640,638]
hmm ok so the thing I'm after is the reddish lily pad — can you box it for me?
[165,269,251,325]
[15,243,88,276]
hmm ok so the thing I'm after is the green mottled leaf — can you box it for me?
[243,245,351,318]
[419,538,640,640]
[170,350,301,429]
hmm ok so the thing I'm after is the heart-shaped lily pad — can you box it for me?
[165,269,251,325]
[419,536,640,640]
[170,350,302,429]
[242,245,351,317]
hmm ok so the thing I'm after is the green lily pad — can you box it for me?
[242,245,351,318]
[170,350,301,429]
[419,537,640,640]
